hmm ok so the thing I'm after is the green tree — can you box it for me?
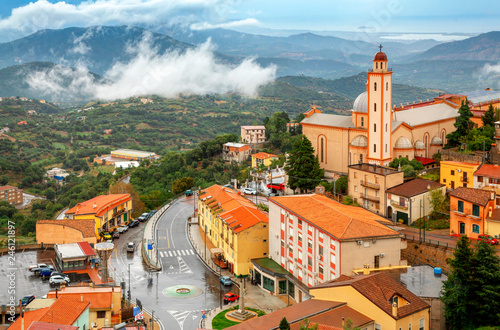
[284,135,324,193]
[482,104,496,128]
[427,188,449,217]
[401,164,415,178]
[172,177,195,195]
[441,236,475,329]
[44,187,56,200]
[279,317,291,330]
[471,240,500,326]
[342,318,361,330]
[447,99,473,147]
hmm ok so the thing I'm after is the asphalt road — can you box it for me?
[109,197,233,330]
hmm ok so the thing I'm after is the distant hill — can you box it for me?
[414,31,500,61]
[278,73,444,106]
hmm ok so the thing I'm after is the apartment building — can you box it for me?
[0,185,23,205]
[241,125,266,144]
[222,142,251,163]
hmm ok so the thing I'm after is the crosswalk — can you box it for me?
[159,249,195,258]
[168,310,190,330]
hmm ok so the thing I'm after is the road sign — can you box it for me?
[201,310,206,315]
[202,315,206,320]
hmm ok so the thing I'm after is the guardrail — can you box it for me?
[403,234,454,249]
[0,243,55,256]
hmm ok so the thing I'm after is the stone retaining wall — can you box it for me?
[401,241,453,274]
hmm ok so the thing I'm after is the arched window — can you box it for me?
[374,144,376,153]
[320,138,324,163]
[361,117,364,127]
[424,134,429,158]
[386,82,388,91]
[441,129,446,145]
[374,82,377,91]
[374,103,377,112]
[472,224,480,234]
[374,123,376,132]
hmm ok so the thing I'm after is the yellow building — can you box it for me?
[65,194,132,238]
[198,185,269,275]
[310,272,430,330]
[251,152,278,168]
[302,49,459,178]
[440,161,480,190]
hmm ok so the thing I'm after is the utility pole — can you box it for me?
[128,263,131,302]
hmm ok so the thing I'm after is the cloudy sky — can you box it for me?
[0,0,497,42]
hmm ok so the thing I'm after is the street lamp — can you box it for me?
[128,263,132,302]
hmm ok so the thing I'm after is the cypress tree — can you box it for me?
[279,317,291,330]
[482,104,496,127]
[446,99,473,147]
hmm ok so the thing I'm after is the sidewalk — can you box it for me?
[187,222,286,329]
[142,203,171,270]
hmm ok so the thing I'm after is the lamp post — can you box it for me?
[128,263,132,302]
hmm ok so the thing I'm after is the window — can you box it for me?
[374,144,377,153]
[374,82,377,91]
[308,239,313,250]
[386,82,388,91]
[374,103,377,112]
[478,176,483,183]
[451,170,455,175]
[320,138,324,163]
[385,123,388,132]
[386,103,388,112]
[458,200,464,213]
[319,265,323,275]
[354,185,358,192]
[375,324,382,330]
[319,245,324,256]
[298,233,303,243]
[472,204,480,217]
[472,224,480,234]
[361,117,364,126]
[97,311,106,318]
[385,144,387,152]
[409,323,412,330]
[376,63,378,69]
[360,154,363,162]
[391,296,399,306]
[374,123,376,132]
[419,318,425,330]
[308,257,312,267]
[298,219,302,226]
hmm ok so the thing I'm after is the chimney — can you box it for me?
[341,317,345,327]
[363,268,370,275]
[93,202,97,209]
[392,302,398,317]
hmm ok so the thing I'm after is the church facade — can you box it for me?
[302,50,459,178]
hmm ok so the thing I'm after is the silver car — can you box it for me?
[49,274,70,286]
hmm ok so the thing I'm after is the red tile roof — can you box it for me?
[39,296,90,325]
[414,156,436,166]
[37,219,96,238]
[219,205,268,233]
[474,164,500,180]
[269,194,400,240]
[9,308,50,330]
[289,305,373,330]
[66,194,131,217]
[0,185,16,191]
[386,178,444,198]
[77,241,95,256]
[28,321,78,330]
[46,288,113,309]
[449,187,493,206]
[312,273,430,320]
[252,152,278,160]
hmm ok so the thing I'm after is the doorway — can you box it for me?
[459,222,465,235]
[374,255,380,269]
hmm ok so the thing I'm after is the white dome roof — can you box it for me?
[350,135,367,147]
[431,136,443,145]
[395,136,413,149]
[415,140,425,149]
[353,91,368,113]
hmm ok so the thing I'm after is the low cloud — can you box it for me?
[190,18,260,31]
[476,63,500,89]
[0,0,253,42]
[26,35,276,101]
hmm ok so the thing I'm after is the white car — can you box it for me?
[49,275,70,286]
[117,225,129,233]
[243,188,257,195]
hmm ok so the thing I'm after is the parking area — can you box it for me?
[0,250,93,304]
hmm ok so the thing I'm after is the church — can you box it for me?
[301,48,459,178]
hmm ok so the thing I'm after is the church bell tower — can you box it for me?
[366,45,393,165]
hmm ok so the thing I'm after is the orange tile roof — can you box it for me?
[39,296,90,325]
[219,205,268,233]
[449,187,493,206]
[46,287,114,309]
[269,194,400,240]
[252,152,278,160]
[66,194,131,217]
[0,185,16,191]
[37,219,96,238]
[474,164,500,180]
[312,273,430,320]
[9,308,50,330]
[29,322,78,330]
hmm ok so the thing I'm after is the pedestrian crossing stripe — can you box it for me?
[168,310,190,329]
[177,256,193,274]
[159,249,195,258]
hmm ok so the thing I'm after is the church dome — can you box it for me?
[353,91,368,113]
[374,52,387,61]
[415,140,425,149]
[431,136,443,145]
[395,136,413,149]
[350,135,367,147]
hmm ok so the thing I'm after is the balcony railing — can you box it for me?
[460,177,469,183]
[390,200,408,210]
[360,180,380,190]
[360,193,380,202]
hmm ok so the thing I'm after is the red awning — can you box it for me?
[77,241,96,256]
[267,183,285,190]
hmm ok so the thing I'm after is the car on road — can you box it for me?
[49,274,70,286]
[185,190,193,196]
[128,220,140,228]
[100,231,112,240]
[137,213,149,222]
[117,225,129,233]
[220,276,232,286]
[242,188,257,195]
[112,231,120,239]
[21,295,35,306]
[223,184,233,188]
[223,293,239,303]
[478,234,499,245]
[127,242,134,253]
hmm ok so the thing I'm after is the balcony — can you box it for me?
[112,209,125,218]
[360,193,380,202]
[390,200,408,210]
[360,180,380,190]
[460,176,469,183]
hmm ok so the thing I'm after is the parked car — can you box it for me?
[478,234,499,245]
[49,275,70,286]
[112,231,120,239]
[223,184,232,188]
[40,268,54,278]
[127,242,134,253]
[137,213,149,222]
[185,189,193,196]
[29,263,54,272]
[128,220,140,228]
[21,295,35,306]
[223,292,239,303]
[149,210,156,217]
[220,276,232,286]
[100,231,112,240]
[242,188,257,195]
[117,225,129,233]
[49,272,66,278]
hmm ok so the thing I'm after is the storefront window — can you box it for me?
[288,281,295,299]
[263,276,275,293]
[255,270,262,286]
